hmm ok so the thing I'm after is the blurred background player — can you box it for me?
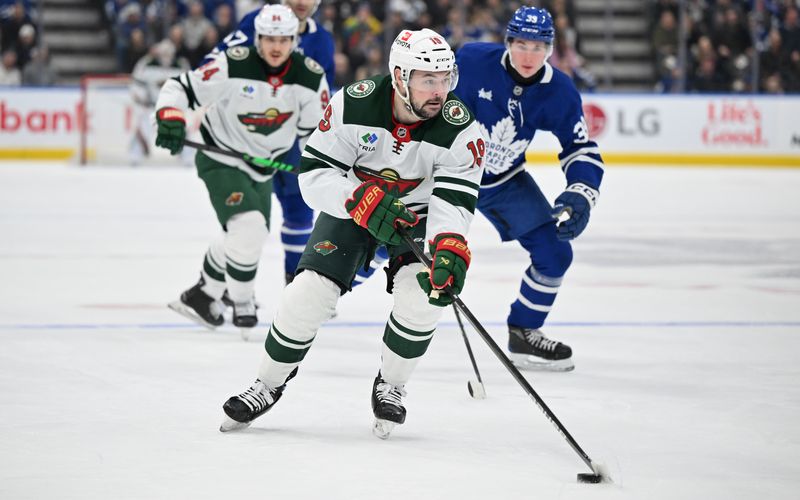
[454,6,605,372]
[207,0,335,285]
[155,5,329,332]
[128,40,190,166]
[219,28,484,439]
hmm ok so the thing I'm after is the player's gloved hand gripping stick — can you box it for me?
[396,225,612,485]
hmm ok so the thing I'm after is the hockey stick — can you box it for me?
[183,139,296,172]
[452,304,486,399]
[397,226,610,484]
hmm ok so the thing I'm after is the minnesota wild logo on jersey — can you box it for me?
[353,166,423,197]
[238,108,294,136]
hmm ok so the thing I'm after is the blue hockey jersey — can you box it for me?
[454,43,604,190]
[203,11,335,89]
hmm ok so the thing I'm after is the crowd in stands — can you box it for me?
[103,0,596,90]
[1,0,798,93]
[0,0,52,85]
[651,0,800,93]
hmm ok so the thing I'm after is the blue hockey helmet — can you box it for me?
[505,6,555,45]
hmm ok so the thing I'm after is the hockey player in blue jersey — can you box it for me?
[206,0,335,285]
[454,6,604,371]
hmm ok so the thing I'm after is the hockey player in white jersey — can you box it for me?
[128,40,190,166]
[155,5,329,332]
[220,28,485,438]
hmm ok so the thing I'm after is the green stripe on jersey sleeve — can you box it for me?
[432,187,478,212]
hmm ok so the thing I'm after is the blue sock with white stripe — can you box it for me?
[281,221,313,277]
[508,266,563,329]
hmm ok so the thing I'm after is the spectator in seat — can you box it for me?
[0,49,21,85]
[22,45,57,86]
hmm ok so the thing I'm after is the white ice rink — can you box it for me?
[1,162,798,500]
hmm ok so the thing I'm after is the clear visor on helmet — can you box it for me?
[406,65,459,93]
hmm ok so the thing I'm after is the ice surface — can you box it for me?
[1,163,799,499]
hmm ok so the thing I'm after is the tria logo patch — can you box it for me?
[313,240,338,256]
[238,108,293,136]
[361,132,378,144]
[353,166,423,197]
[225,192,244,206]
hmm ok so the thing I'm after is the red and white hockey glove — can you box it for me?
[416,233,471,307]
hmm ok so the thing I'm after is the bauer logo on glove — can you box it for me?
[345,181,418,246]
[416,233,471,307]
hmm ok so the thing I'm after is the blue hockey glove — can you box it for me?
[551,183,599,241]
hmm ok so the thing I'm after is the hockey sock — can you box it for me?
[260,270,340,387]
[201,235,227,299]
[380,264,443,386]
[280,220,312,276]
[508,266,563,329]
[224,211,268,303]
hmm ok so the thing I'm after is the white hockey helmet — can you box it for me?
[388,28,457,119]
[389,28,457,89]
[282,0,321,20]
[254,4,299,48]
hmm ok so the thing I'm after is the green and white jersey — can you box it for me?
[156,47,330,181]
[299,75,485,244]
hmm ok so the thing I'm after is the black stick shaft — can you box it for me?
[399,226,596,472]
[453,305,483,384]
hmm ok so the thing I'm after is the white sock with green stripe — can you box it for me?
[381,265,444,386]
[201,235,226,299]
[259,270,340,386]
[224,211,268,302]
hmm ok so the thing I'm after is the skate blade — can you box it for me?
[372,419,396,440]
[167,300,219,330]
[219,416,252,432]
[239,327,256,341]
[509,353,575,372]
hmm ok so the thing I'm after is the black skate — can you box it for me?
[371,372,407,439]
[220,368,298,432]
[232,300,258,341]
[221,290,261,310]
[508,326,574,372]
[167,277,224,329]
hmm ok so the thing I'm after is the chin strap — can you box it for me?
[392,80,426,122]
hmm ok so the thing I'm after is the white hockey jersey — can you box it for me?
[156,46,330,181]
[298,76,485,244]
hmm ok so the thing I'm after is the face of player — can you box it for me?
[406,70,452,119]
[284,0,316,21]
[258,35,294,67]
[508,38,549,78]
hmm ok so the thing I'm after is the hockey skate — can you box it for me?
[220,368,297,432]
[371,373,407,439]
[508,326,574,372]
[232,300,258,340]
[167,277,224,329]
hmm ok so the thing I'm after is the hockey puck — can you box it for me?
[576,473,602,484]
[467,380,486,399]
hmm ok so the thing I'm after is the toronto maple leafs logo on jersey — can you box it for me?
[353,166,423,197]
[238,108,293,136]
[479,116,530,175]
